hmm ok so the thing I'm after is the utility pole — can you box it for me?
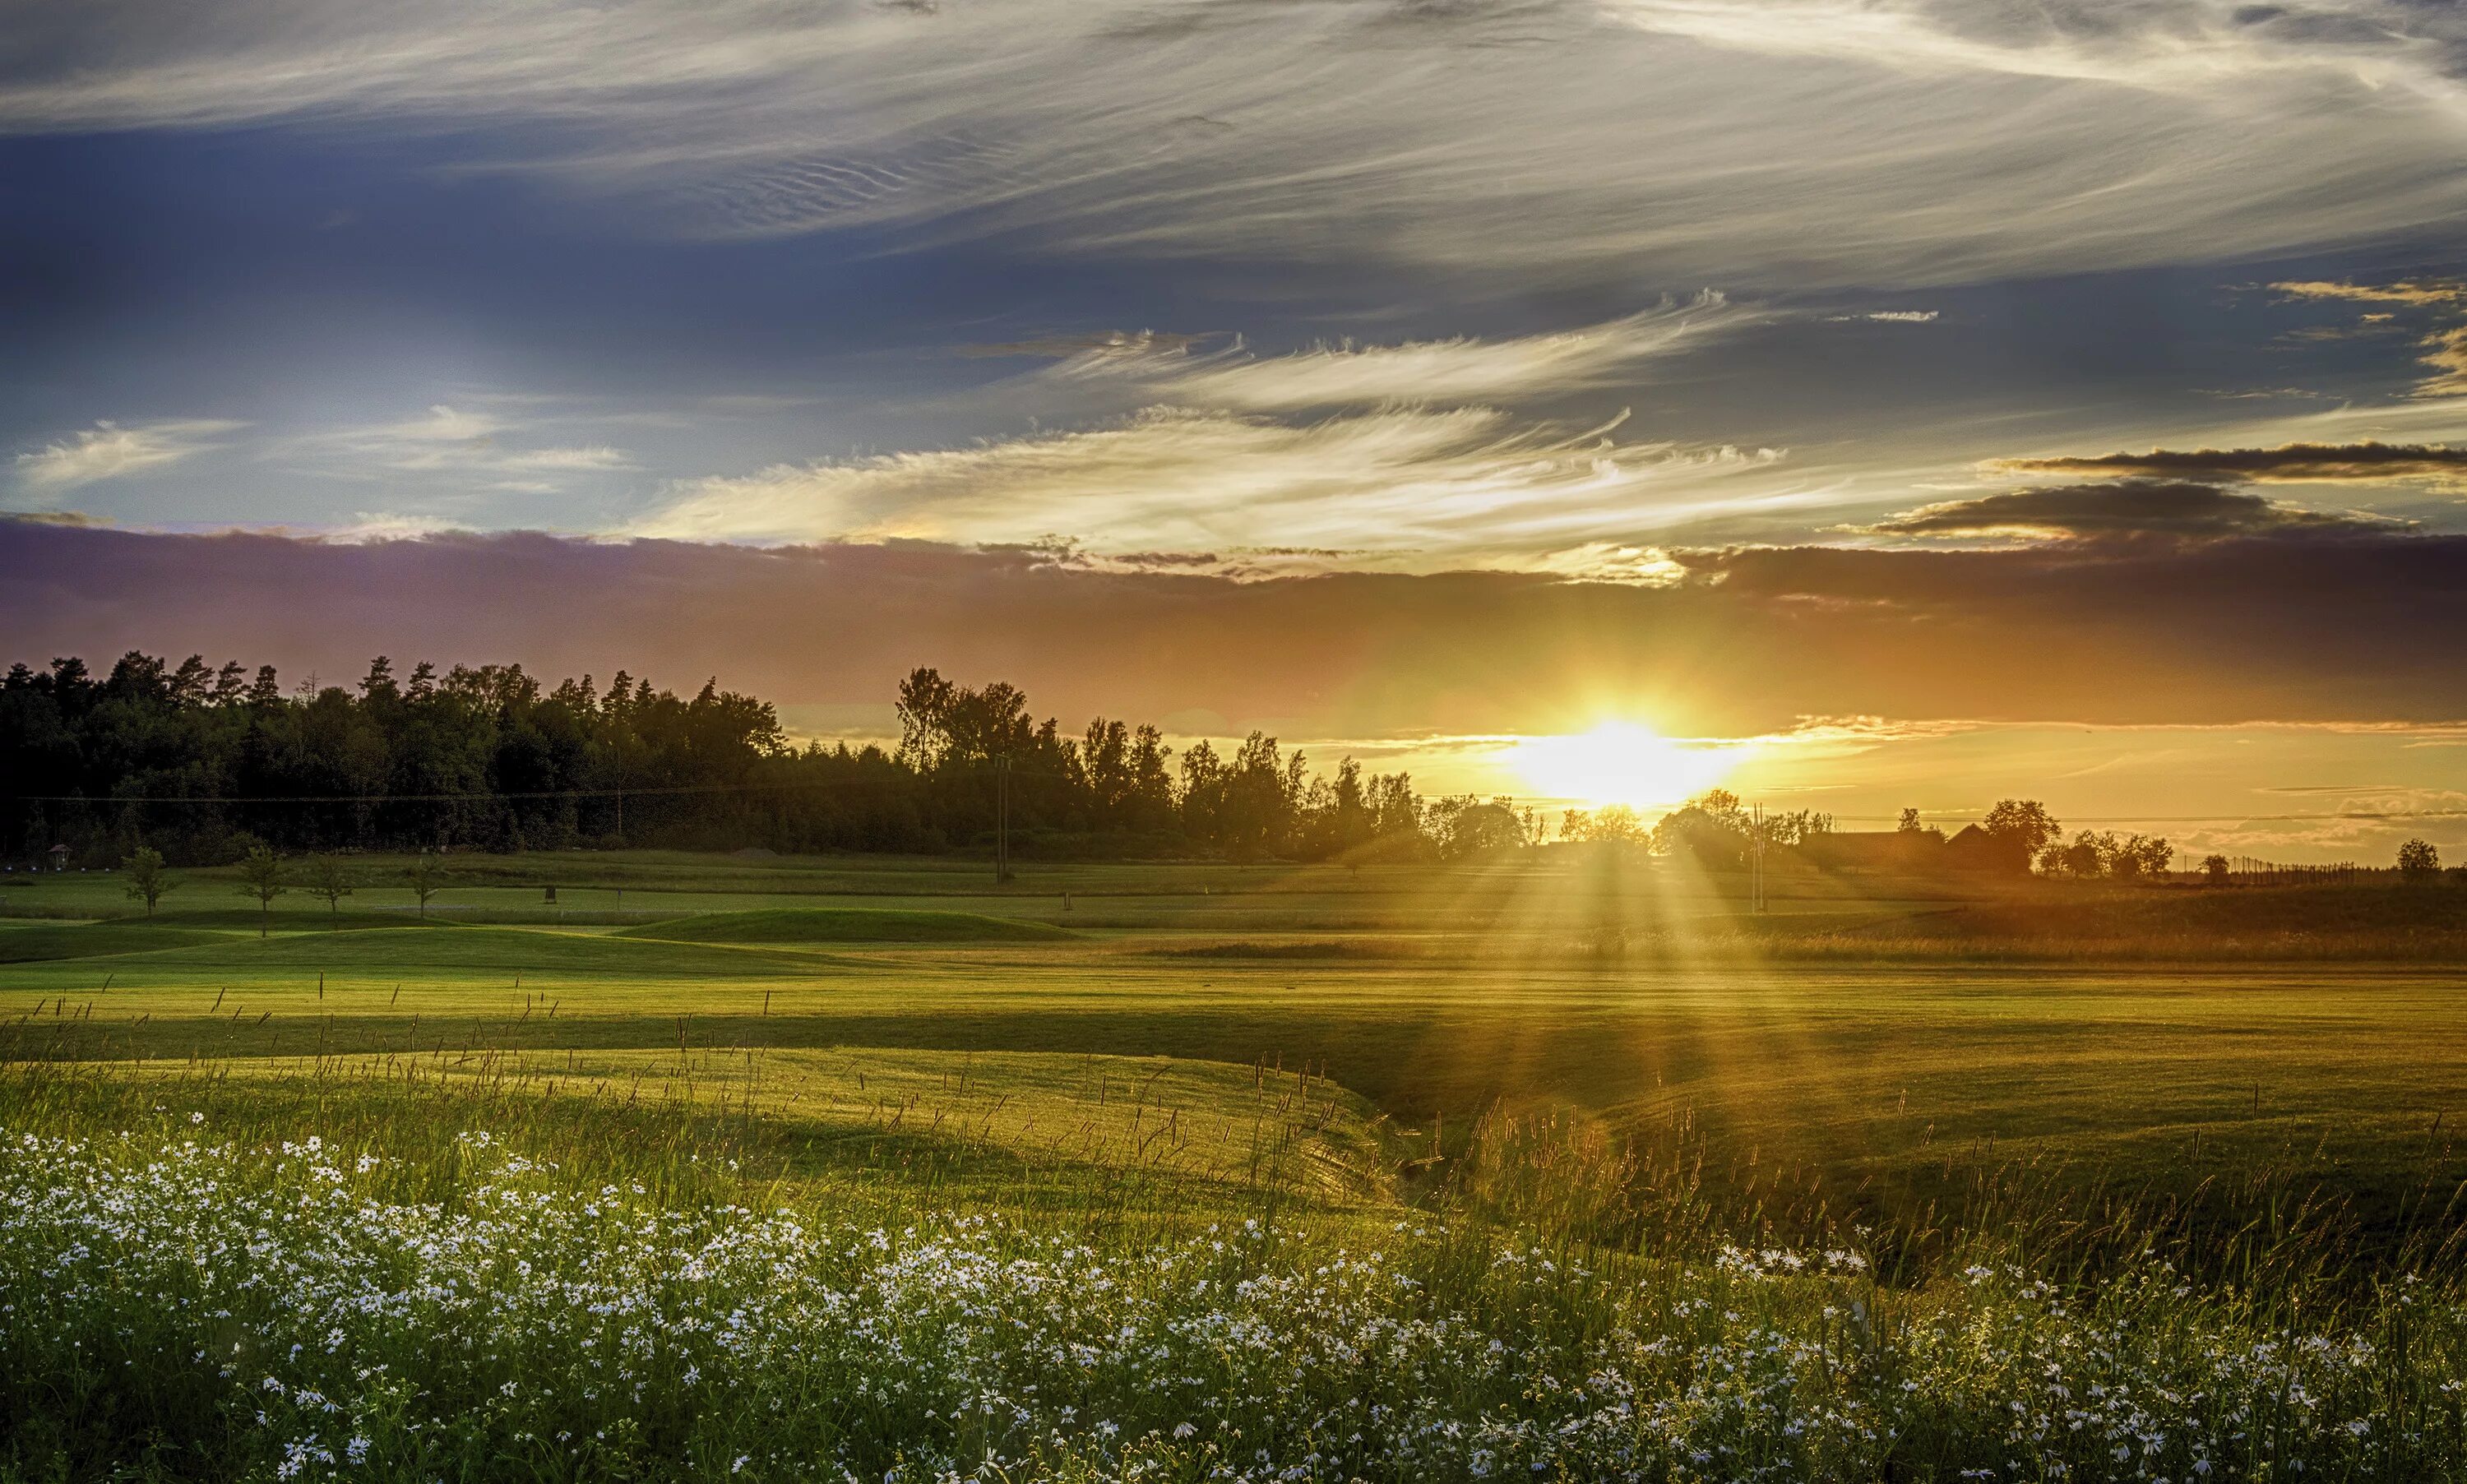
[1750,802,1767,914]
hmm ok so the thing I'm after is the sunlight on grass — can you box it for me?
[10,855,2467,1481]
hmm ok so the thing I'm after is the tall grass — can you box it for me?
[1441,1105,2467,1301]
[7,1064,2467,1482]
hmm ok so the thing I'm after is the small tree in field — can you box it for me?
[405,853,447,919]
[2399,839,2441,880]
[235,844,287,939]
[121,846,175,917]
[305,854,355,927]
[2202,853,2230,883]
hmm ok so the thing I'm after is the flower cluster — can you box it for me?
[4,1130,2463,1482]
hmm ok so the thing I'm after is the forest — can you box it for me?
[1,652,1542,866]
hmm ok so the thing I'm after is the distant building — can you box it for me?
[1799,830,1940,872]
[1944,824,2029,874]
[44,844,70,872]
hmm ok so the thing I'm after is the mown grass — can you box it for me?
[0,918,228,964]
[8,952,2467,1252]
[618,906,1077,944]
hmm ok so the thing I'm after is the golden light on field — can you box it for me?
[1513,720,1738,809]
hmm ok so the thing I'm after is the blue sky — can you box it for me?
[4,0,2466,855]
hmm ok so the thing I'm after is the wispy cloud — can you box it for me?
[634,404,1784,564]
[7,0,2467,286]
[1517,542,1692,585]
[2270,280,2465,307]
[278,405,637,483]
[1042,296,1760,412]
[327,511,474,543]
[2266,280,2467,398]
[499,445,637,472]
[12,418,242,494]
[2414,326,2467,399]
[960,331,1209,360]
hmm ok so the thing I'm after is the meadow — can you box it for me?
[6,850,2467,1481]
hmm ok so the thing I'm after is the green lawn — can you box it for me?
[7,850,2465,1251]
[616,905,1080,944]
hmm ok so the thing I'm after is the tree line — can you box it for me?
[7,649,2275,880]
[1,653,1539,866]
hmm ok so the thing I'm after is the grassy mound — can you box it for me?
[0,918,227,964]
[618,907,1076,944]
[127,924,822,977]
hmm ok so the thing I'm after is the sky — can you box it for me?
[4,0,2466,860]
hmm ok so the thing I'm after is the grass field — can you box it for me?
[7,850,2467,1480]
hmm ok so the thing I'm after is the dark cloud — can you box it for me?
[4,522,2464,737]
[1871,480,2397,540]
[1991,441,2467,483]
[0,509,109,527]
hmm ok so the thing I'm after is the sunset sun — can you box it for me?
[1514,720,1739,810]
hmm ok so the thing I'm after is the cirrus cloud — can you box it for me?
[6,0,2467,288]
[632,403,1786,566]
[1039,295,1763,412]
[276,405,639,488]
[12,418,243,495]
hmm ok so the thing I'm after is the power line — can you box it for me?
[3,779,880,806]
[7,768,2462,826]
[1,757,1075,807]
[1815,809,2467,825]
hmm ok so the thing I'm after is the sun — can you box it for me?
[1514,720,1738,810]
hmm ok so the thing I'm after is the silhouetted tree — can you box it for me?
[1426,797,1528,860]
[1649,788,1750,867]
[2041,830,2173,881]
[1560,804,1649,846]
[2113,833,2173,879]
[2400,839,2442,879]
[1983,799,2061,874]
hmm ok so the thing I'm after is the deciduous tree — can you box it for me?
[405,853,447,919]
[120,845,174,917]
[234,842,286,939]
[305,854,355,927]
